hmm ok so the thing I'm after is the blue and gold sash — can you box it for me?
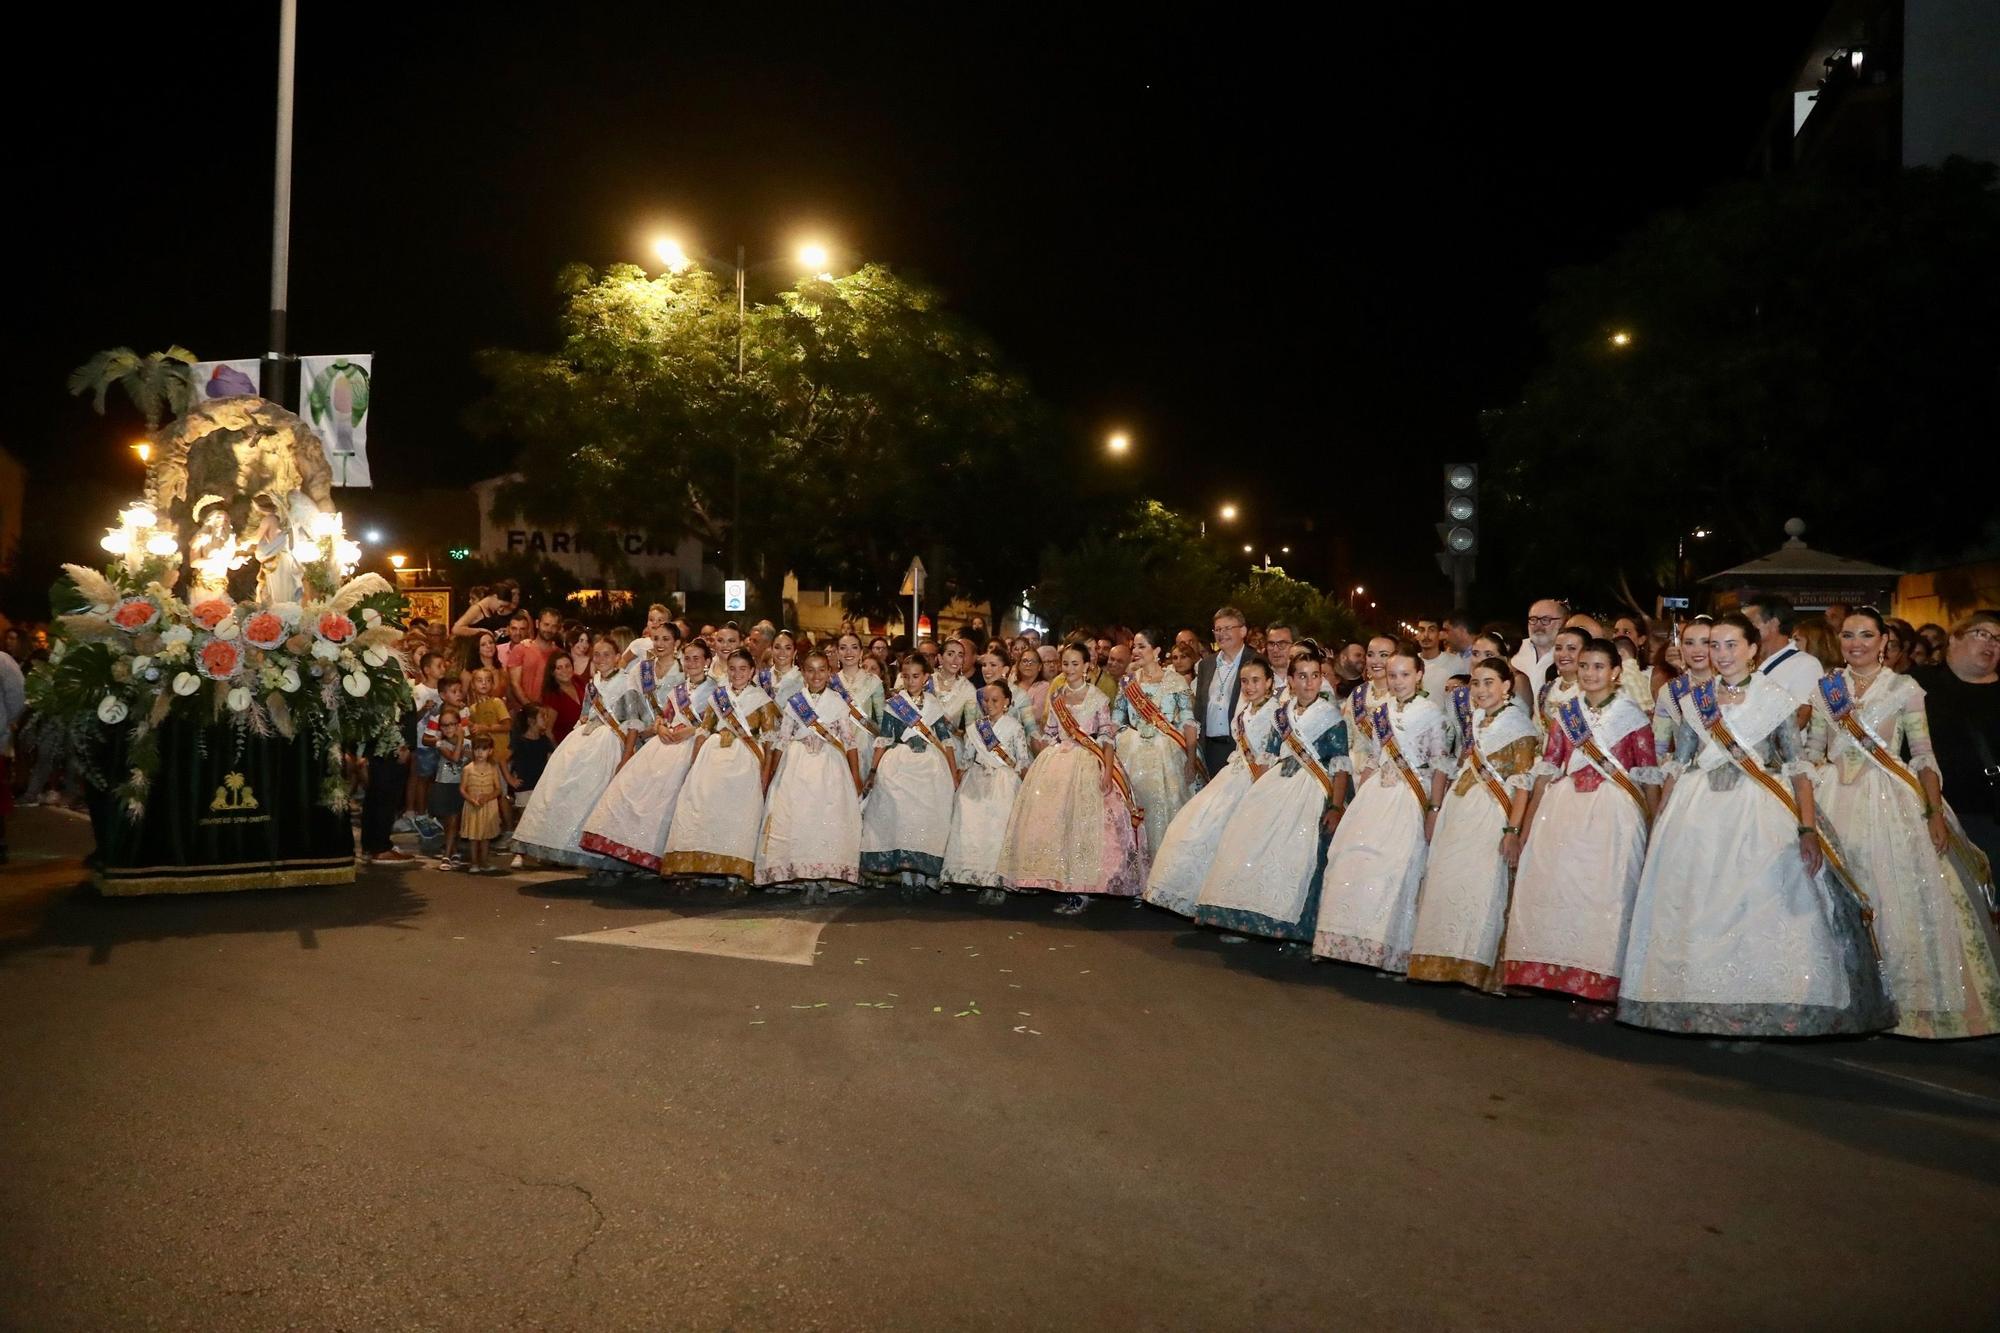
[1555,696,1650,822]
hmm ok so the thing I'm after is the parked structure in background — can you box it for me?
[1757,0,2000,176]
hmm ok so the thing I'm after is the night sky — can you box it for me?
[10,4,1829,613]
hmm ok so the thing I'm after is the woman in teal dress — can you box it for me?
[1112,628,1203,858]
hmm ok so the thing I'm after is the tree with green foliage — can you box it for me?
[1230,568,1363,647]
[68,346,199,431]
[1030,500,1236,634]
[1486,157,2000,607]
[471,262,1067,620]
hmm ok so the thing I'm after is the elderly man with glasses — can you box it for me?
[1511,598,1568,698]
[1193,605,1250,779]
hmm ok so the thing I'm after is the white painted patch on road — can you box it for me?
[559,908,841,966]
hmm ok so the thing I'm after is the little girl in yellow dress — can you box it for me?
[457,735,505,874]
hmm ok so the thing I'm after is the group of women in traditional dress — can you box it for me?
[506,608,2000,1041]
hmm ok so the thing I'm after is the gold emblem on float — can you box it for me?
[209,772,261,813]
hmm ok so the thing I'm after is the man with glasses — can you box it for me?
[1193,606,1249,778]
[1916,610,2000,867]
[1512,598,1568,697]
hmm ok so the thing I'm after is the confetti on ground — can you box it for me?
[933,1006,943,1013]
[790,1004,816,1009]
[968,953,980,958]
[998,969,1012,973]
[1018,1011,1031,1016]
[750,1020,766,1026]
[954,1010,974,1018]
[887,992,900,997]
[1080,970,1092,974]
[1007,983,1021,988]
[452,936,466,940]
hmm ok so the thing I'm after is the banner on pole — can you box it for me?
[191,359,263,401]
[301,354,373,487]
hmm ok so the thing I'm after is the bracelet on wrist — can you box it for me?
[1502,825,1521,835]
[1796,825,1815,837]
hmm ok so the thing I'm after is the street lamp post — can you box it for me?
[652,235,830,599]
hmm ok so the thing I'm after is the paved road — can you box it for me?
[1,805,1996,1330]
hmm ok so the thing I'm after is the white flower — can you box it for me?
[362,645,389,668]
[337,649,358,671]
[159,641,188,663]
[131,654,153,675]
[226,686,252,713]
[361,607,382,627]
[50,642,68,665]
[310,638,341,662]
[271,601,304,626]
[97,695,129,725]
[280,666,302,693]
[160,623,193,647]
[342,671,371,697]
[213,616,241,641]
[172,671,201,696]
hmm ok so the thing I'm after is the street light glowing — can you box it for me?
[653,237,691,272]
[1106,432,1130,454]
[362,528,383,544]
[797,243,831,273]
[131,440,153,465]
[1609,330,1633,348]
[1242,544,1253,554]
[1219,503,1238,522]
[388,553,407,570]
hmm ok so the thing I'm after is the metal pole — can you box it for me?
[265,0,298,405]
[732,243,745,587]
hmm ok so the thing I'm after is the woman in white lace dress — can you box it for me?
[1619,614,1892,1037]
[1504,638,1662,1003]
[1806,608,2000,1039]
[1314,651,1451,972]
[1406,661,1540,991]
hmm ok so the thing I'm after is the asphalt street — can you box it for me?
[1,805,1996,1331]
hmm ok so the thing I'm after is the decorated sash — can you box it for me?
[1121,674,1193,759]
[1233,705,1265,778]
[1052,687,1143,828]
[584,679,620,733]
[635,658,675,728]
[1370,703,1434,812]
[1350,682,1373,733]
[1273,702,1339,804]
[975,716,1018,771]
[786,690,844,751]
[827,671,879,735]
[1691,678,1872,942]
[709,684,765,763]
[1555,697,1652,825]
[1453,689,1512,815]
[1819,673,1994,890]
[885,691,948,753]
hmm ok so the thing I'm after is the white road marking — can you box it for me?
[558,908,841,966]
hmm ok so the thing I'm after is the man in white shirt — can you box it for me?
[1511,598,1567,699]
[1743,593,1822,711]
[1416,616,1469,701]
[1193,605,1248,778]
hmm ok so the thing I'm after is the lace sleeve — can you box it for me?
[1413,711,1450,778]
[1804,710,1832,766]
[1769,715,1810,778]
[1903,690,1941,774]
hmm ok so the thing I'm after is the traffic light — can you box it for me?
[1435,463,1477,599]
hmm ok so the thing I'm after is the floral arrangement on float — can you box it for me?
[25,495,412,815]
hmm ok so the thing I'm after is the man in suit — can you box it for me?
[1193,605,1250,778]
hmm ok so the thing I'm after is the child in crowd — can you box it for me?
[399,652,449,833]
[503,706,556,870]
[430,706,468,869]
[457,734,504,874]
[466,666,513,831]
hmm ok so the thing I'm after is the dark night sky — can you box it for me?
[9,3,1829,613]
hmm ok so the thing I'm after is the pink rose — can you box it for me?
[197,638,243,680]
[190,599,233,630]
[243,611,287,649]
[316,612,356,643]
[112,598,159,631]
